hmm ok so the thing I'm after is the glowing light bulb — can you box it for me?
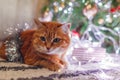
[68,2,73,6]
[59,7,63,11]
[64,10,68,13]
[98,2,103,6]
[68,7,73,12]
[113,14,117,18]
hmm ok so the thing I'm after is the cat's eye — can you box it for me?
[53,38,61,43]
[40,36,46,41]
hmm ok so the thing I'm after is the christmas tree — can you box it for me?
[40,0,120,53]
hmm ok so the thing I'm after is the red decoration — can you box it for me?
[110,8,117,13]
[117,6,120,10]
[110,6,120,13]
[72,30,80,36]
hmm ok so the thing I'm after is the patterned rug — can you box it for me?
[0,58,120,80]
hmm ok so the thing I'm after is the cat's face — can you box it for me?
[32,19,71,55]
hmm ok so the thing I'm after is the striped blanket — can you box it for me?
[0,58,120,80]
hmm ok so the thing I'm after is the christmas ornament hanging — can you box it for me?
[83,4,98,20]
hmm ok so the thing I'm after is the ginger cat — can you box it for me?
[0,19,71,71]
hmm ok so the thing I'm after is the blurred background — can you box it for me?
[0,0,47,40]
[0,0,120,54]
[39,0,120,54]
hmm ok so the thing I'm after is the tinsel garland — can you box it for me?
[4,34,23,63]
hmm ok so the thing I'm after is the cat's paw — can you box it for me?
[59,60,67,68]
[48,62,64,71]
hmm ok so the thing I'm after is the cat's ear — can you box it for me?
[61,23,71,33]
[34,18,44,27]
[34,18,40,25]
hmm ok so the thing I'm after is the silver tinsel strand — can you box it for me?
[4,34,23,63]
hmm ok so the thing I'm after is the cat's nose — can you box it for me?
[47,47,50,50]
